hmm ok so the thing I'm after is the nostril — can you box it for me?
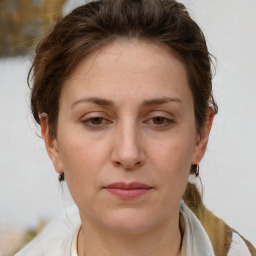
[115,160,143,170]
[113,160,122,167]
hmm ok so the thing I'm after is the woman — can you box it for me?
[16,0,256,255]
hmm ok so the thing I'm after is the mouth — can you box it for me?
[103,182,153,200]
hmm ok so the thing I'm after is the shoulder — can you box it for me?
[189,202,256,255]
[182,183,256,255]
[15,206,81,256]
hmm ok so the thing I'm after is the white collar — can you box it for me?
[71,225,80,256]
[179,200,215,256]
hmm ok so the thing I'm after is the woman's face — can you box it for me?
[43,40,211,234]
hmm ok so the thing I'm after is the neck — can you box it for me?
[77,210,181,256]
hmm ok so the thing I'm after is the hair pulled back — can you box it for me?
[29,0,218,139]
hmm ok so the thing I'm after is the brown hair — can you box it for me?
[29,0,218,170]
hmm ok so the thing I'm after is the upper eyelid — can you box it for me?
[80,112,110,120]
[145,112,174,120]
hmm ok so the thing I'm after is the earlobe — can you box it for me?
[40,113,64,174]
[192,107,214,164]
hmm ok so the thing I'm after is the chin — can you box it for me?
[99,208,164,235]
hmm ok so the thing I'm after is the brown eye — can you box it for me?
[145,116,174,128]
[90,117,104,125]
[82,116,110,128]
[152,117,166,124]
[81,111,113,130]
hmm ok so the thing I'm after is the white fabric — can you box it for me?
[179,200,215,256]
[227,232,251,256]
[15,202,251,256]
[15,205,81,256]
[71,225,80,256]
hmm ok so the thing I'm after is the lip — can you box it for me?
[103,182,153,200]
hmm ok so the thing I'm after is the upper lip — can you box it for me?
[104,182,152,189]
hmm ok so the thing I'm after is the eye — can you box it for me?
[146,116,174,127]
[89,117,104,125]
[152,117,168,124]
[81,116,111,128]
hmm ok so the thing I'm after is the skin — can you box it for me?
[41,40,214,256]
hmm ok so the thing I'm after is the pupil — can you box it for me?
[154,117,164,124]
[92,118,102,125]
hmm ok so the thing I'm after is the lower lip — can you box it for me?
[104,188,152,199]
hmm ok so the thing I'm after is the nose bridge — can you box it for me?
[112,116,144,169]
[120,119,138,151]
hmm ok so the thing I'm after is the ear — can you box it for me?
[40,113,64,174]
[192,107,214,164]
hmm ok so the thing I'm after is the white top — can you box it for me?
[15,201,251,256]
[70,225,80,256]
[179,200,214,256]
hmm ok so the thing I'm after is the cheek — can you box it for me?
[57,133,110,199]
[149,136,195,172]
[147,132,195,194]
[59,129,108,169]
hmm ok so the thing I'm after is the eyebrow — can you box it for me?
[141,97,182,107]
[71,97,114,108]
[71,96,182,109]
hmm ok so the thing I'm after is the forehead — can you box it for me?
[61,40,192,108]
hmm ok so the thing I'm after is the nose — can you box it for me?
[111,122,145,170]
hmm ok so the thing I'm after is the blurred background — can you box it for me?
[0,0,256,255]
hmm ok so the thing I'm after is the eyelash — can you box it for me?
[81,116,174,128]
[145,116,174,127]
[82,117,111,128]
